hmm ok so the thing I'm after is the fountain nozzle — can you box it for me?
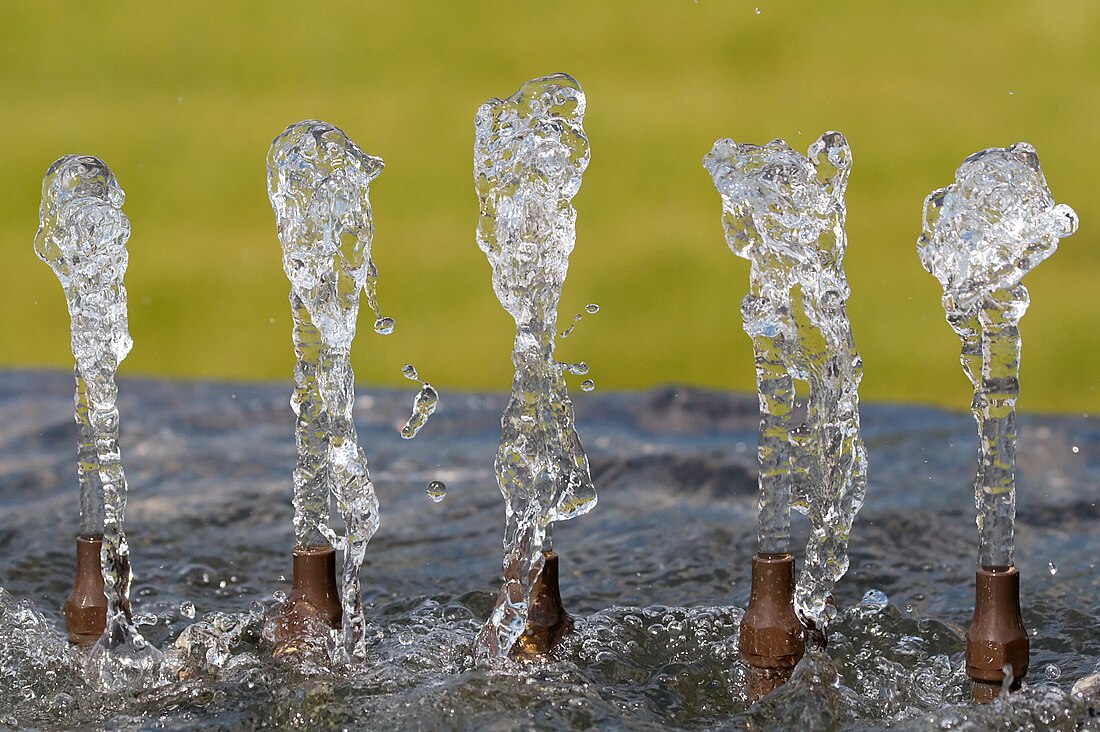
[63,533,108,646]
[511,551,574,658]
[739,553,805,697]
[967,565,1028,701]
[271,545,342,651]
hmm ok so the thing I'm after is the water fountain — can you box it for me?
[34,154,162,688]
[917,142,1078,700]
[471,73,598,658]
[1,98,1098,731]
[266,120,388,660]
[704,131,868,695]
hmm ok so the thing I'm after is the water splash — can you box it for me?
[400,364,439,439]
[267,120,385,660]
[34,155,163,685]
[704,132,868,631]
[472,73,597,657]
[918,142,1077,568]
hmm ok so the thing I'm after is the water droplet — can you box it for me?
[580,379,595,392]
[426,480,447,502]
[1048,561,1058,575]
[1045,663,1061,679]
[1008,90,1015,95]
[401,383,440,439]
[272,590,287,603]
[374,316,395,335]
[133,612,158,626]
[1072,445,1080,454]
[559,313,582,339]
[585,303,600,314]
[567,361,589,376]
[754,6,761,13]
[179,601,196,619]
[402,363,419,381]
[858,589,888,614]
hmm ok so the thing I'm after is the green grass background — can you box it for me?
[1,2,1096,413]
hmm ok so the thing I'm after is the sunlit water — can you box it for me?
[1,371,1097,729]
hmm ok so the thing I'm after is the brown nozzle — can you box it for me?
[966,565,1028,700]
[63,534,107,645]
[271,546,342,652]
[511,551,574,658]
[739,553,805,680]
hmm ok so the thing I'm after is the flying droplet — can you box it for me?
[1072,445,1080,454]
[402,363,419,381]
[559,313,582,339]
[1048,561,1058,575]
[401,383,439,439]
[585,303,600,314]
[754,6,761,14]
[580,379,595,392]
[1045,663,1061,680]
[179,601,196,619]
[426,480,447,502]
[374,316,395,335]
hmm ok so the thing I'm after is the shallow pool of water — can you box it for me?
[0,371,1097,729]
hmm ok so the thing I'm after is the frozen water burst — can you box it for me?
[918,142,1077,569]
[704,132,868,632]
[267,120,385,660]
[472,73,597,658]
[35,155,163,682]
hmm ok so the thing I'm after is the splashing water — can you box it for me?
[704,132,868,631]
[472,73,597,657]
[267,120,386,660]
[34,155,164,687]
[400,364,439,439]
[918,142,1077,569]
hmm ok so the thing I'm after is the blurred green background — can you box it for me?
[1,2,1096,412]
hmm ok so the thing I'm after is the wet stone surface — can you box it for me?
[0,370,1097,730]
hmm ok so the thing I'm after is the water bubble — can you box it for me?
[1048,561,1058,575]
[374,316,395,335]
[585,303,600,314]
[179,601,196,619]
[272,590,287,603]
[580,379,595,392]
[858,589,889,614]
[426,481,447,503]
[402,363,419,381]
[1045,663,1061,680]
